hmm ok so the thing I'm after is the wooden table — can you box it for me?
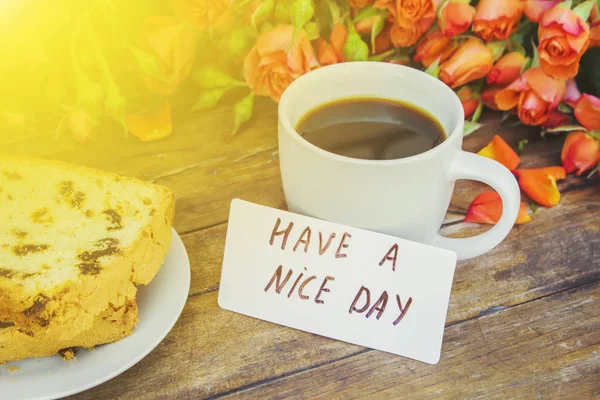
[9,98,599,399]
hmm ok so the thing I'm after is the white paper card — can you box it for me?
[218,199,457,364]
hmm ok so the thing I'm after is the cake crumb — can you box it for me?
[7,365,19,372]
[58,348,77,361]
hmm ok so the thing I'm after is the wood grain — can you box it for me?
[5,100,598,399]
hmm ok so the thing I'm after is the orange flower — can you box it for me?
[413,29,457,67]
[244,25,319,102]
[374,27,394,54]
[439,38,494,89]
[140,16,198,96]
[473,0,525,42]
[383,0,441,47]
[126,102,172,142]
[439,0,476,37]
[538,4,591,80]
[524,0,561,23]
[486,52,527,86]
[496,68,566,126]
[316,24,347,66]
[561,131,600,175]
[350,0,375,7]
[482,85,502,110]
[477,135,520,170]
[465,191,531,225]
[574,93,600,132]
[541,110,571,129]
[513,167,566,207]
[456,86,480,119]
[172,0,232,30]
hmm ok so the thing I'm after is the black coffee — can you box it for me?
[296,97,446,160]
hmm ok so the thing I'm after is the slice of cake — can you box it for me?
[0,156,175,362]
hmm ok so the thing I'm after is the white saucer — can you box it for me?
[0,228,191,400]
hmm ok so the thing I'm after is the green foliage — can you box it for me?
[576,47,600,98]
[233,92,255,134]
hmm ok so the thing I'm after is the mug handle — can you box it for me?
[432,151,521,260]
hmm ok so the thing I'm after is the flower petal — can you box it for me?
[465,191,530,225]
[561,131,600,175]
[126,102,172,142]
[477,135,521,170]
[513,167,566,207]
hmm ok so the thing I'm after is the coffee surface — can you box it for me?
[296,98,445,160]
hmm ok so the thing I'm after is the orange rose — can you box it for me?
[538,4,591,80]
[140,16,197,96]
[496,68,566,126]
[376,0,440,47]
[487,52,527,86]
[439,0,476,37]
[244,25,319,102]
[473,0,525,42]
[456,86,480,118]
[482,85,503,110]
[172,0,232,31]
[561,131,600,175]
[373,27,394,54]
[413,29,457,67]
[574,93,600,132]
[390,17,435,47]
[524,0,561,23]
[316,24,347,66]
[439,38,494,89]
[350,0,375,7]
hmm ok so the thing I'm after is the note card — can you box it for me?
[218,199,457,364]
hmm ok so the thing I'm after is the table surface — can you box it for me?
[7,98,599,399]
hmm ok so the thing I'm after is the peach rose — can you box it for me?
[496,68,566,126]
[524,0,561,23]
[244,25,319,102]
[140,16,197,96]
[473,0,525,42]
[538,4,591,80]
[315,24,347,66]
[487,52,527,86]
[439,38,494,89]
[413,28,457,66]
[172,0,232,31]
[574,93,600,132]
[376,0,440,47]
[439,0,476,37]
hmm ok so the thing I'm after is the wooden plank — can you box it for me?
[70,186,600,399]
[226,282,600,400]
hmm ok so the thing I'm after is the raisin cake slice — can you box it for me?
[0,156,174,362]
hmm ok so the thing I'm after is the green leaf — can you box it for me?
[471,100,484,123]
[193,66,247,89]
[558,103,572,113]
[343,24,369,61]
[487,40,507,62]
[369,48,398,62]
[193,87,231,111]
[233,92,255,135]
[314,0,333,40]
[531,39,541,68]
[573,0,595,21]
[530,202,539,213]
[131,46,168,83]
[353,6,381,21]
[261,21,276,33]
[225,26,249,58]
[275,0,294,24]
[586,162,599,178]
[305,22,320,40]
[511,20,536,44]
[463,121,483,137]
[371,15,385,53]
[424,57,441,78]
[508,38,526,56]
[521,57,532,73]
[291,0,314,42]
[518,139,528,154]
[327,0,341,22]
[252,0,275,28]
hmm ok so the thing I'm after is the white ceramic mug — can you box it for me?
[278,62,520,260]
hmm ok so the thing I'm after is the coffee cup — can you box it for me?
[278,62,521,260]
